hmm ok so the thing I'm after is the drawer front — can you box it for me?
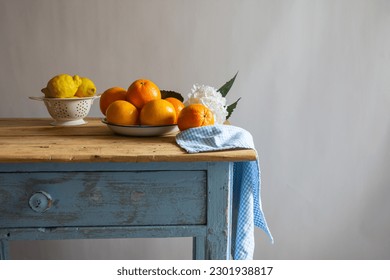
[0,171,206,228]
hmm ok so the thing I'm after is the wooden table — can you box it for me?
[0,118,256,260]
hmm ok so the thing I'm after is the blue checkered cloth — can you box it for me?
[176,125,273,260]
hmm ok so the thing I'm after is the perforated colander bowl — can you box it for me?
[29,96,100,126]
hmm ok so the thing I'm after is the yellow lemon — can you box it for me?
[41,74,82,98]
[74,77,97,97]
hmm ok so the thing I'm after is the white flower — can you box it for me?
[185,84,228,124]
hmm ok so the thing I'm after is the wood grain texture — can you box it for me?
[0,118,257,163]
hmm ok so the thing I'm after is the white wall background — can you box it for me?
[1,0,389,260]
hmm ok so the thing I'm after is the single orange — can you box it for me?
[99,87,127,115]
[106,100,139,126]
[165,97,184,123]
[177,104,215,131]
[126,79,161,109]
[140,99,176,126]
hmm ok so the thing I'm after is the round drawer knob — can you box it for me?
[29,191,53,213]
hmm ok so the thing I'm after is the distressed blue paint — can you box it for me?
[0,161,233,260]
[1,226,207,240]
[206,162,233,260]
[0,171,206,228]
[0,239,9,260]
[193,237,206,260]
[0,162,208,173]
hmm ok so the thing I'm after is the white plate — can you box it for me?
[102,119,179,137]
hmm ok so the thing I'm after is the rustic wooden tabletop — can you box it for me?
[0,118,257,163]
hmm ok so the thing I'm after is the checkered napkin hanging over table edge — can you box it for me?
[176,124,273,260]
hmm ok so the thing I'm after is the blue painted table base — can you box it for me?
[0,161,232,260]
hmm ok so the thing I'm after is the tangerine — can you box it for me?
[99,87,127,115]
[106,100,139,126]
[177,104,214,131]
[165,97,184,123]
[126,79,161,109]
[140,99,176,126]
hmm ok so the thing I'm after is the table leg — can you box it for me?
[205,162,232,260]
[193,237,206,260]
[0,239,9,260]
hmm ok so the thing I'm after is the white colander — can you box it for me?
[29,96,100,126]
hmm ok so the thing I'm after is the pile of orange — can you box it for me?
[100,78,214,131]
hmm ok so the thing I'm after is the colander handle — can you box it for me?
[29,96,45,101]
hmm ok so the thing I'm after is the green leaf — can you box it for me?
[226,97,241,120]
[160,90,184,102]
[217,71,238,97]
